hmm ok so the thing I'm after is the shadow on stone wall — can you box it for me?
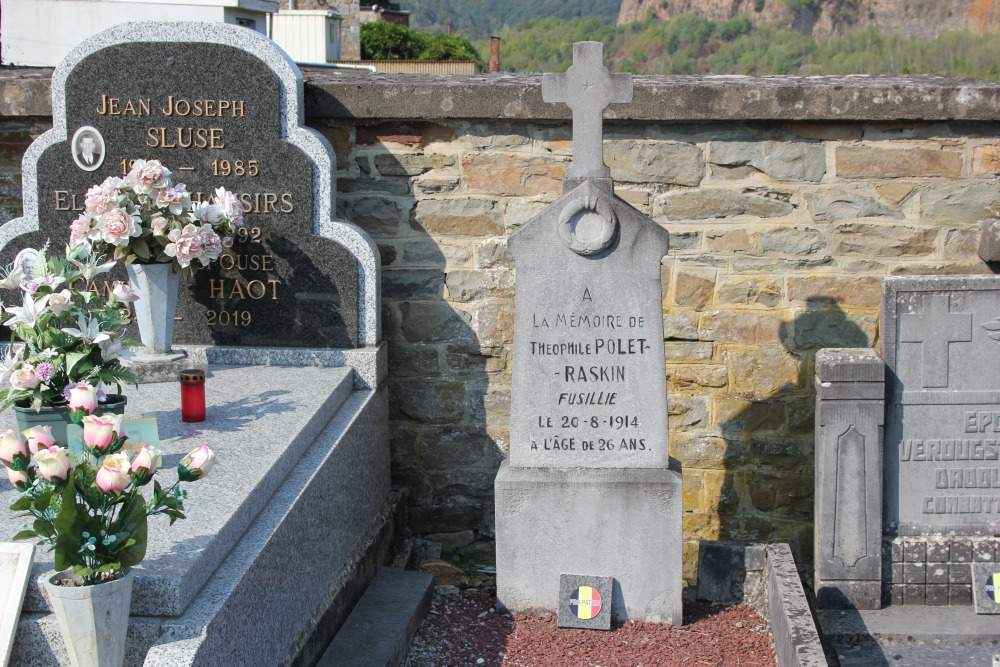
[316,118,508,565]
[714,297,870,571]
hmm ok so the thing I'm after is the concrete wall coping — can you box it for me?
[3,68,1000,122]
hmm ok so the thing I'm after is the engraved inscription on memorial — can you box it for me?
[526,286,654,455]
[3,40,359,348]
[884,280,1000,533]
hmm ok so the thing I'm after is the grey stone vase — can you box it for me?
[126,262,180,356]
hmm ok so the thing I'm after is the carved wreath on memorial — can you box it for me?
[559,194,618,256]
[72,160,245,279]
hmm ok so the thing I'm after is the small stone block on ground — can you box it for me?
[318,567,434,667]
[972,563,1000,614]
[557,574,614,630]
[0,543,34,667]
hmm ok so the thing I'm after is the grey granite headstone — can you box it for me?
[971,563,1000,613]
[557,573,613,630]
[509,44,668,470]
[0,22,380,348]
[495,41,682,625]
[882,276,1000,536]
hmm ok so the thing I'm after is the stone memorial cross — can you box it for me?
[542,41,633,184]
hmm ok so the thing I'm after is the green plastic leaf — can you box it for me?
[131,238,151,261]
[9,497,32,511]
[33,519,54,538]
[53,472,84,572]
[11,530,37,541]
[114,494,148,568]
[66,351,88,377]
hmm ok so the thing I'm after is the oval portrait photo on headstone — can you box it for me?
[569,585,603,620]
[71,125,105,171]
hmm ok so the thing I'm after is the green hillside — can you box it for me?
[482,14,1000,78]
[398,0,621,41]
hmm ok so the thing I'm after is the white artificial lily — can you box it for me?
[0,265,24,290]
[67,252,116,283]
[61,313,111,345]
[4,293,51,329]
[0,345,24,387]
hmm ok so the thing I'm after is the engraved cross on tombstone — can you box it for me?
[542,41,633,186]
[899,292,973,388]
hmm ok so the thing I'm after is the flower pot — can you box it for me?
[126,263,180,356]
[13,395,127,454]
[44,568,134,667]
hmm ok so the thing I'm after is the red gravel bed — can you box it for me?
[404,587,776,667]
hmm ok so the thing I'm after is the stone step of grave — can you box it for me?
[819,605,1000,667]
[818,605,1000,646]
[834,643,999,667]
[3,365,355,618]
[5,364,393,666]
[317,567,433,667]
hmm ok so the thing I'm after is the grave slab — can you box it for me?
[317,567,433,667]
[0,543,34,667]
[3,365,392,666]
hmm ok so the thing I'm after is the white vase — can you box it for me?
[126,262,180,356]
[44,569,134,667]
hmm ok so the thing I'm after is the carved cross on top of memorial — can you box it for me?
[542,41,633,190]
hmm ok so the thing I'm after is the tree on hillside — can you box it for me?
[360,21,483,63]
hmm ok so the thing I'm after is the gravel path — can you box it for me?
[404,583,776,667]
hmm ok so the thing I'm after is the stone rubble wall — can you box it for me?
[2,72,999,579]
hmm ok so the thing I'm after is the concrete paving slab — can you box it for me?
[317,567,433,667]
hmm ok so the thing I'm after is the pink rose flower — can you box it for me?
[151,216,169,233]
[95,452,131,492]
[10,365,40,390]
[81,414,122,454]
[34,446,73,484]
[111,281,139,303]
[67,383,99,414]
[22,425,55,455]
[197,227,223,265]
[155,184,191,216]
[99,208,141,246]
[130,444,162,486]
[178,444,215,481]
[48,289,73,316]
[69,215,93,246]
[0,428,29,470]
[6,467,30,491]
[164,224,203,268]
[84,183,117,215]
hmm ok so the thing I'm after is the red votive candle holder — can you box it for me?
[179,369,206,423]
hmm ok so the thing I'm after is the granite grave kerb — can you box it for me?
[0,21,380,349]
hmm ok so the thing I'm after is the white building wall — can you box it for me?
[270,10,340,63]
[1,0,278,67]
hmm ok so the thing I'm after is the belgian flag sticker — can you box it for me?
[569,586,604,620]
[986,571,1000,604]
